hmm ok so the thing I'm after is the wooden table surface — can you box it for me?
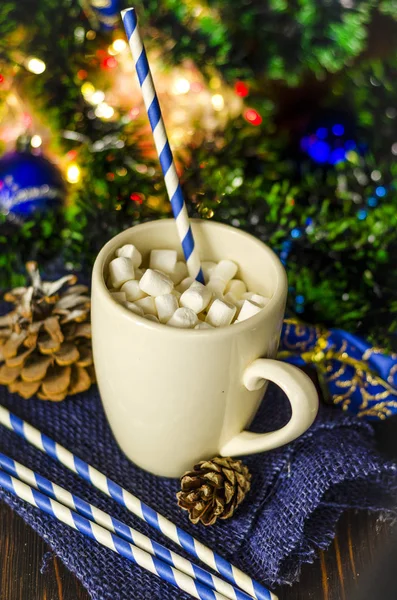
[1,417,396,600]
[0,503,393,600]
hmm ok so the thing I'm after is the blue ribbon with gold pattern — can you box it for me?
[279,319,397,420]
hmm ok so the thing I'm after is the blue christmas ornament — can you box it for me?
[90,0,119,30]
[0,151,65,222]
[300,111,359,167]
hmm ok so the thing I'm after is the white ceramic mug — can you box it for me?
[92,219,319,477]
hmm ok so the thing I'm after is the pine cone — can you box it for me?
[0,262,95,401]
[177,457,251,526]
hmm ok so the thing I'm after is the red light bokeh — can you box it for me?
[244,108,262,126]
[235,81,249,97]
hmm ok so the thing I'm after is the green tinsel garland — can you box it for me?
[1,1,396,87]
[139,0,397,84]
[181,112,397,346]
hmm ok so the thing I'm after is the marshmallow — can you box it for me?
[223,292,244,313]
[108,257,135,288]
[250,293,270,308]
[195,321,214,330]
[211,259,238,283]
[116,244,142,267]
[139,269,174,297]
[206,277,226,296]
[121,280,146,301]
[236,299,262,322]
[190,280,207,290]
[134,296,157,316]
[149,249,177,274]
[155,294,179,324]
[172,289,182,302]
[106,243,268,328]
[201,261,216,283]
[223,291,238,306]
[205,299,236,327]
[204,295,218,313]
[167,307,198,329]
[145,314,159,323]
[170,261,188,285]
[242,292,259,302]
[110,291,126,303]
[123,301,144,316]
[225,293,244,312]
[176,277,194,293]
[233,298,245,320]
[225,279,247,300]
[180,281,212,314]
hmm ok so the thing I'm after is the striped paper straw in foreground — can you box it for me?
[121,7,204,284]
[0,452,254,600]
[0,406,277,600]
[0,468,229,600]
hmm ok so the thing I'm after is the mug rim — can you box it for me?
[92,219,287,338]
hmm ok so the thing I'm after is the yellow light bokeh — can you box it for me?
[211,94,224,111]
[172,78,190,95]
[210,76,221,90]
[31,135,42,148]
[90,90,105,105]
[66,164,81,184]
[81,82,95,98]
[95,103,114,119]
[26,57,46,74]
[112,39,127,54]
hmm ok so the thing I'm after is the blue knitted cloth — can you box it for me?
[0,384,396,599]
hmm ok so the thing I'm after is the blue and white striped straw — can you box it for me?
[0,468,228,600]
[121,6,204,284]
[0,451,253,600]
[0,406,276,600]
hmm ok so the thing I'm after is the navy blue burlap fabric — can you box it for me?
[1,384,397,598]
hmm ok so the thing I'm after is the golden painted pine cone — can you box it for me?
[0,262,95,401]
[177,457,251,526]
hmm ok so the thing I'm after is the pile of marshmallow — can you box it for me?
[106,244,270,329]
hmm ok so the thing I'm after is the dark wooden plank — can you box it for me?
[0,500,393,600]
[0,503,89,600]
[275,510,392,600]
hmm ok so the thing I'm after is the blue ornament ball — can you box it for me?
[300,111,361,166]
[0,151,65,223]
[90,0,119,30]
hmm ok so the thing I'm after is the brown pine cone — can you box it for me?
[0,262,95,401]
[177,457,251,526]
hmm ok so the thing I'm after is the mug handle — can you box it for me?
[220,359,319,457]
